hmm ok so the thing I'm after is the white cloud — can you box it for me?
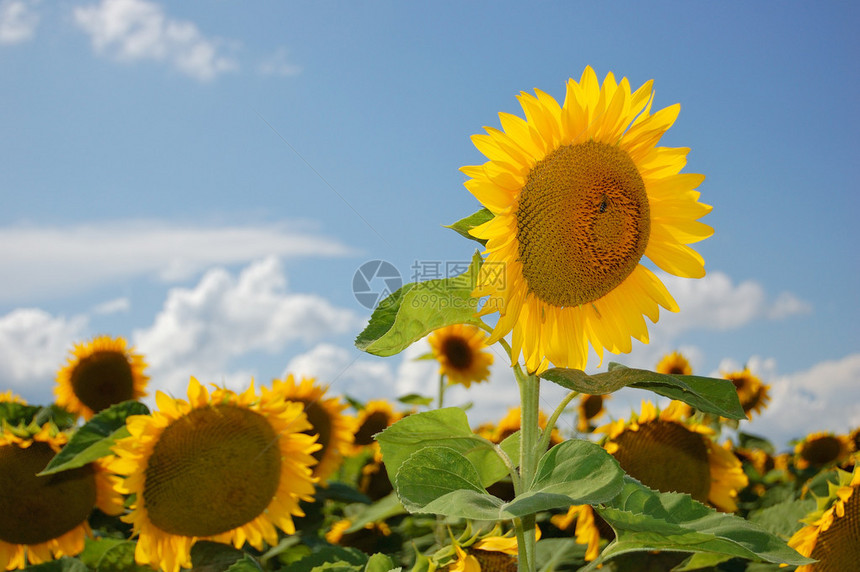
[653,271,811,337]
[73,0,238,81]
[0,220,354,304]
[283,343,396,402]
[133,258,364,397]
[92,297,131,315]
[0,308,87,394]
[257,47,301,77]
[0,0,38,44]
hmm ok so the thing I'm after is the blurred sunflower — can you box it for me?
[655,351,692,375]
[551,504,604,561]
[428,324,494,388]
[722,367,770,419]
[55,335,149,420]
[789,467,860,571]
[0,425,122,570]
[464,66,712,373]
[444,526,538,572]
[490,406,562,447]
[0,391,26,404]
[599,401,747,511]
[794,431,853,471]
[265,374,355,483]
[324,518,392,553]
[110,377,319,572]
[347,399,403,455]
[358,447,393,501]
[576,393,609,433]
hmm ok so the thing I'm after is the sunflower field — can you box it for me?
[1,68,857,572]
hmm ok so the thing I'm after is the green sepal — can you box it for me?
[594,477,814,566]
[376,407,515,488]
[355,251,484,357]
[364,553,400,572]
[540,362,745,419]
[445,208,494,245]
[39,400,150,475]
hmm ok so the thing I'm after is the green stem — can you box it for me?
[536,390,579,454]
[437,373,446,409]
[517,369,540,572]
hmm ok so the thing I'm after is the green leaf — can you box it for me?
[0,402,43,426]
[397,393,434,407]
[747,498,816,538]
[344,492,407,533]
[190,541,262,572]
[87,539,152,572]
[396,440,623,521]
[290,547,368,572]
[39,400,150,475]
[672,552,735,571]
[445,208,494,245]
[376,407,514,488]
[225,556,265,572]
[506,439,623,516]
[364,554,399,572]
[355,252,483,357]
[540,363,745,419]
[22,558,90,572]
[595,477,814,566]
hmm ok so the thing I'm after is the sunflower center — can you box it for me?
[800,436,843,467]
[809,488,860,571]
[143,404,281,537]
[442,336,474,370]
[472,549,518,572]
[0,442,96,545]
[516,140,650,307]
[581,394,604,420]
[300,400,332,464]
[610,421,710,503]
[70,350,136,413]
[354,411,390,446]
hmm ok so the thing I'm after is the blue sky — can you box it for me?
[1,0,858,448]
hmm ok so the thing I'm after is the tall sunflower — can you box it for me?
[0,425,122,570]
[722,367,770,419]
[789,467,860,571]
[428,324,494,388]
[464,67,712,373]
[599,401,747,512]
[55,335,149,420]
[656,351,693,375]
[110,377,319,572]
[264,374,355,483]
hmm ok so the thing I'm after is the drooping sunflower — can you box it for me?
[656,351,693,375]
[346,399,403,455]
[0,425,123,570]
[551,504,604,561]
[576,393,609,433]
[599,401,747,512]
[722,367,770,419]
[264,374,355,483]
[464,67,712,373]
[789,467,860,571]
[443,526,538,572]
[794,431,853,471]
[110,377,319,572]
[428,324,494,388]
[55,335,149,420]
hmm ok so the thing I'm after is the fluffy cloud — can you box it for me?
[257,47,302,77]
[133,257,364,396]
[0,308,87,395]
[74,0,237,81]
[0,220,353,304]
[0,0,38,44]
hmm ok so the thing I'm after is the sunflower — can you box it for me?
[722,367,770,419]
[0,425,122,570]
[655,351,693,375]
[264,374,355,483]
[324,518,392,553]
[599,401,747,512]
[464,67,712,373]
[444,526,538,572]
[428,324,494,388]
[55,335,149,420]
[794,431,853,471]
[489,406,562,447]
[0,391,26,404]
[358,447,393,501]
[551,504,603,561]
[110,377,319,572]
[576,393,609,433]
[788,467,860,571]
[346,399,403,456]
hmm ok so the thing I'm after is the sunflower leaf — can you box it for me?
[540,363,745,419]
[17,557,91,572]
[376,407,512,488]
[594,477,814,566]
[445,208,494,245]
[38,400,150,476]
[355,251,484,357]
